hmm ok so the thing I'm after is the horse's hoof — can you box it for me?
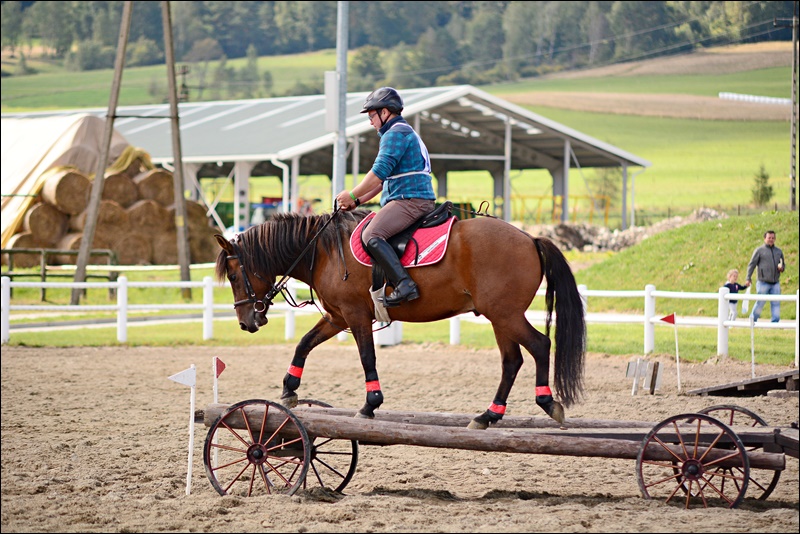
[548,402,565,424]
[467,419,489,430]
[281,395,298,409]
[354,412,373,419]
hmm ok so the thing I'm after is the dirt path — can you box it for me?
[1,343,797,532]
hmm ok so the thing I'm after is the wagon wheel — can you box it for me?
[203,399,311,497]
[696,405,781,500]
[297,399,359,494]
[636,413,750,509]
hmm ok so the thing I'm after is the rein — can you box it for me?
[228,208,343,312]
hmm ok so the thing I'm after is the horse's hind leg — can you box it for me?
[517,322,565,424]
[280,315,343,408]
[468,333,524,430]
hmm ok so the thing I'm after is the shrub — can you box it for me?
[751,164,774,206]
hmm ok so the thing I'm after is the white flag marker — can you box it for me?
[168,364,196,495]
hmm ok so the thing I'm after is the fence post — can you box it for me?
[117,276,128,342]
[644,284,655,354]
[1,276,9,344]
[796,290,799,368]
[285,279,297,340]
[578,284,588,317]
[450,316,461,345]
[717,287,730,357]
[203,276,213,340]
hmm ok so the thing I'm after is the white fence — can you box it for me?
[2,276,798,366]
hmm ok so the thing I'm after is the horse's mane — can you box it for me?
[215,209,371,282]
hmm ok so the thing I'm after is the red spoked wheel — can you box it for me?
[697,405,781,500]
[297,399,359,494]
[636,413,750,509]
[203,399,310,496]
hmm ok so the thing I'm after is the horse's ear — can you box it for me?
[214,234,233,253]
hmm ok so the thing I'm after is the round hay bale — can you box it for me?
[102,173,139,208]
[23,202,68,246]
[111,233,152,266]
[4,232,47,268]
[168,199,210,232]
[69,200,130,232]
[152,231,179,265]
[189,225,219,264]
[132,168,174,206]
[41,169,91,215]
[52,233,115,266]
[127,199,171,233]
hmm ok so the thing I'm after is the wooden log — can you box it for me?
[102,173,139,208]
[127,199,171,234]
[203,404,786,471]
[4,232,47,268]
[23,202,68,246]
[133,168,174,206]
[40,169,91,215]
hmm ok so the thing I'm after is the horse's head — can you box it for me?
[214,233,273,333]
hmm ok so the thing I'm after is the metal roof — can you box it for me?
[3,85,650,178]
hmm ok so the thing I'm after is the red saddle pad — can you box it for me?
[350,212,456,268]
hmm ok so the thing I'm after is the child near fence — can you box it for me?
[723,269,748,320]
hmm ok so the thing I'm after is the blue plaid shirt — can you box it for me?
[372,116,436,206]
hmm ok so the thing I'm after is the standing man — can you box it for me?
[745,230,786,322]
[335,87,436,307]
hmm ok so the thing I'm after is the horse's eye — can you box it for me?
[228,273,237,282]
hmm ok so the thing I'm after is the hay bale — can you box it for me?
[133,168,174,206]
[151,231,178,265]
[168,199,210,232]
[69,200,130,232]
[102,173,139,208]
[51,233,113,266]
[41,169,91,215]
[23,202,68,246]
[127,199,171,233]
[110,232,152,265]
[189,225,219,264]
[4,232,47,268]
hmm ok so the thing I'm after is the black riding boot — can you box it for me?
[366,237,420,307]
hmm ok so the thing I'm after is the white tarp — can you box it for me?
[1,114,130,247]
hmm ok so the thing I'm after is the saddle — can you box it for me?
[350,201,457,292]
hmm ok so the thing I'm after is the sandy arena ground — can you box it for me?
[1,342,797,533]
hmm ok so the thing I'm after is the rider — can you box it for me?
[335,87,436,307]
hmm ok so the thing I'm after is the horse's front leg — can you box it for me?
[468,335,523,430]
[281,315,343,408]
[350,320,383,418]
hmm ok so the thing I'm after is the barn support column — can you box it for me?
[233,161,255,232]
[503,118,512,222]
[290,156,300,212]
[431,161,449,199]
[621,163,629,230]
[350,136,361,190]
[488,165,506,219]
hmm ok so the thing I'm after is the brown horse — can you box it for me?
[214,208,585,429]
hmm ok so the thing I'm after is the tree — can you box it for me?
[1,1,24,55]
[349,45,385,91]
[751,164,774,206]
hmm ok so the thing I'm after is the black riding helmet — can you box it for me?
[360,87,403,114]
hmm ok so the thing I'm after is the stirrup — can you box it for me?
[380,281,419,307]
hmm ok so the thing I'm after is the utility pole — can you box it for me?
[775,4,798,211]
[71,1,133,305]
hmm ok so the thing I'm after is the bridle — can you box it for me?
[225,208,344,314]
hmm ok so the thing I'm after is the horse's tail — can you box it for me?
[533,237,586,407]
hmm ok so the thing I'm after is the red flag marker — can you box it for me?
[660,313,675,324]
[215,357,226,378]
